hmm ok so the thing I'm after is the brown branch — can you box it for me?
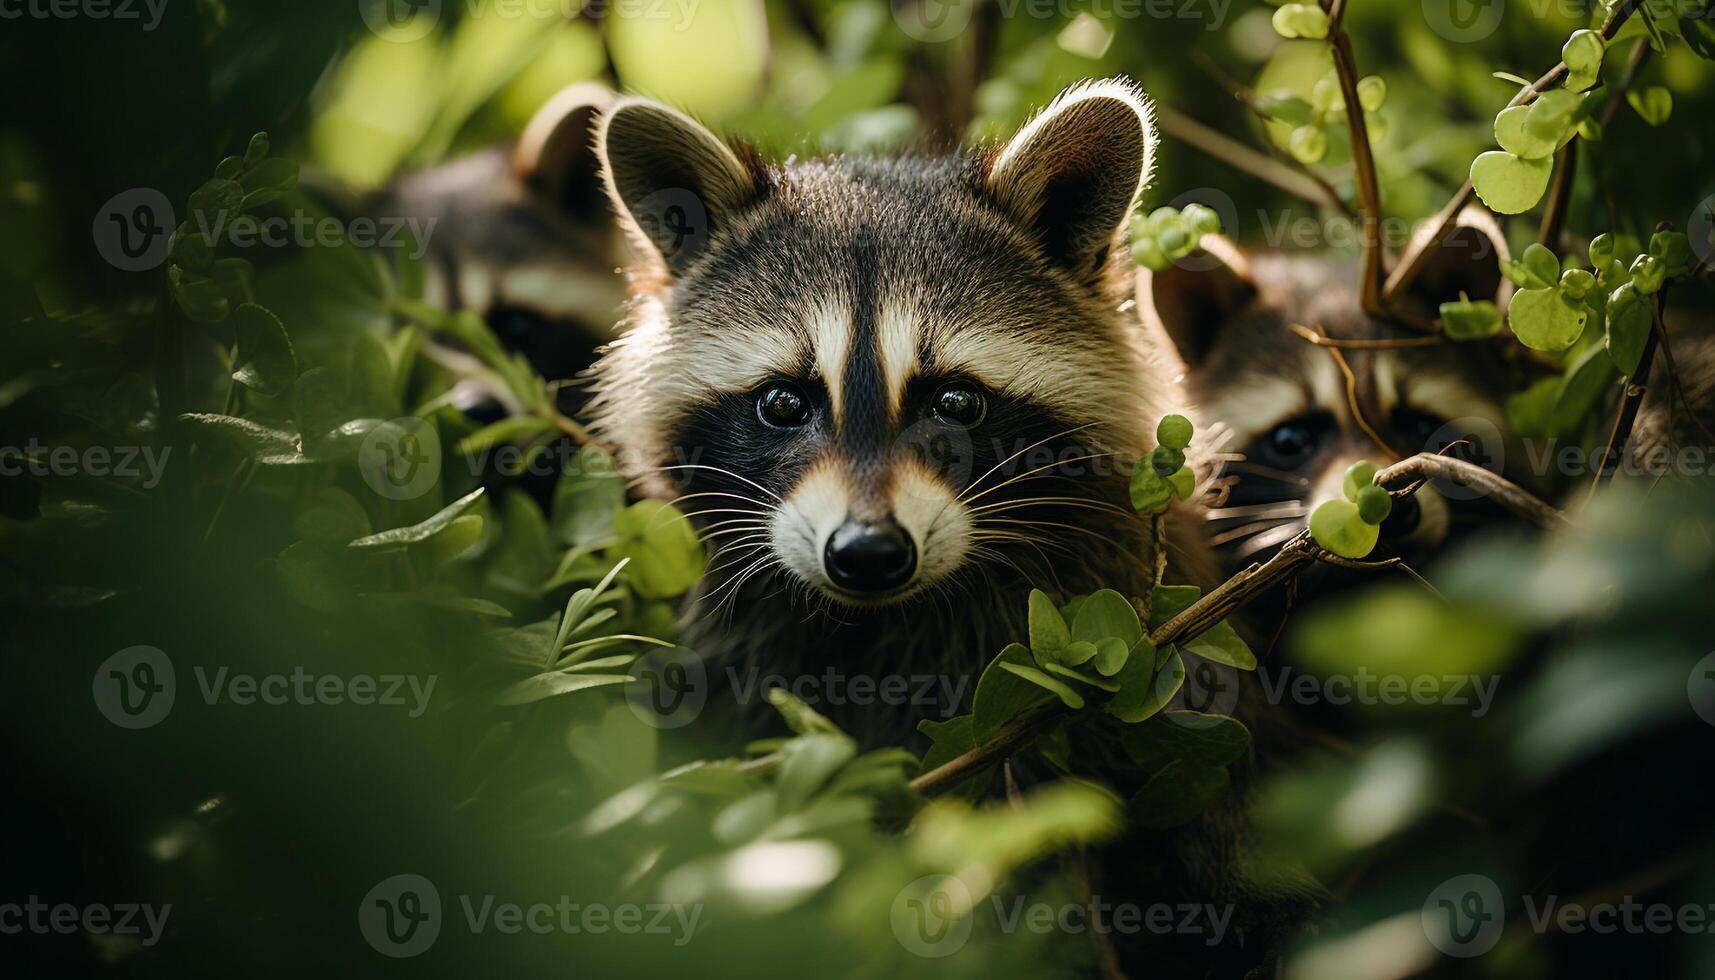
[1287,322,1441,350]
[908,701,1076,796]
[1587,286,1668,501]
[1328,30,1385,315]
[1154,105,1351,217]
[1376,454,1571,530]
[1383,0,1645,308]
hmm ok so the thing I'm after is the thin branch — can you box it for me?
[1376,454,1571,530]
[1384,0,1645,307]
[1587,286,1668,501]
[1287,322,1441,350]
[1328,29,1385,315]
[1154,105,1351,217]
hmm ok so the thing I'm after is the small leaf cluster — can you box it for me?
[1309,461,1391,560]
[1129,414,1197,515]
[1261,71,1388,167]
[1503,232,1692,371]
[1129,206,1221,271]
[169,132,299,324]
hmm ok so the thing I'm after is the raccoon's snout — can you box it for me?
[824,518,917,595]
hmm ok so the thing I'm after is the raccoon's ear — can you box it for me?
[985,78,1156,282]
[1138,234,1257,367]
[597,98,761,276]
[1398,208,1512,316]
[515,82,615,216]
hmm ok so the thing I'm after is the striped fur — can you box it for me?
[589,79,1179,741]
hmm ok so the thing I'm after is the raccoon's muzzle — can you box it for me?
[824,517,918,595]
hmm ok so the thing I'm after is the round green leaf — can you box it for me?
[1289,125,1327,165]
[1627,86,1672,127]
[1439,298,1503,340]
[1470,151,1552,215]
[1356,485,1393,525]
[1357,76,1387,113]
[1493,105,1558,159]
[1507,286,1587,352]
[1342,459,1378,501]
[1157,414,1194,451]
[1309,499,1380,560]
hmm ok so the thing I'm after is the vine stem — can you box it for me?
[1586,287,1668,502]
[1383,0,1645,308]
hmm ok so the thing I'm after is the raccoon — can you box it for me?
[312,83,629,405]
[1137,216,1554,589]
[587,79,1185,744]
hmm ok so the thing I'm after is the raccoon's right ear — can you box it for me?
[1137,234,1257,367]
[597,98,761,276]
[984,78,1156,283]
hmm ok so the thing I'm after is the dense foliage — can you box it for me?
[4,1,1715,978]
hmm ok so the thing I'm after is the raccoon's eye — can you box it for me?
[932,380,987,428]
[1394,408,1449,452]
[756,382,812,429]
[1262,418,1319,467]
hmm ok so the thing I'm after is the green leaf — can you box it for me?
[1470,151,1553,215]
[1256,93,1314,126]
[1523,88,1579,145]
[1028,588,1071,664]
[1342,459,1379,500]
[1606,282,1652,375]
[179,413,304,463]
[350,488,485,549]
[497,671,632,706]
[1522,242,1562,286]
[1092,637,1131,677]
[1109,648,1184,724]
[916,715,982,795]
[231,304,296,397]
[1121,712,1252,770]
[1041,661,1120,693]
[776,733,858,811]
[552,446,626,547]
[1130,760,1230,829]
[418,513,483,565]
[1288,125,1327,165]
[173,272,231,323]
[1147,584,1203,631]
[768,687,845,737]
[1493,105,1558,159]
[997,662,1086,709]
[1182,620,1257,671]
[611,499,707,599]
[292,487,371,545]
[1129,462,1173,515]
[1507,286,1587,352]
[1070,589,1143,648]
[1309,498,1380,559]
[973,643,1053,742]
[1627,86,1672,126]
[1356,484,1393,525]
[1440,298,1503,340]
[1165,465,1196,501]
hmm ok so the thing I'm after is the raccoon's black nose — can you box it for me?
[1381,493,1421,538]
[824,518,917,594]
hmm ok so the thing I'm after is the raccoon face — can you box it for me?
[1140,218,1544,569]
[593,80,1162,609]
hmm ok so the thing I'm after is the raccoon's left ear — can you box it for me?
[985,78,1156,282]
[598,98,762,277]
[515,82,615,216]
